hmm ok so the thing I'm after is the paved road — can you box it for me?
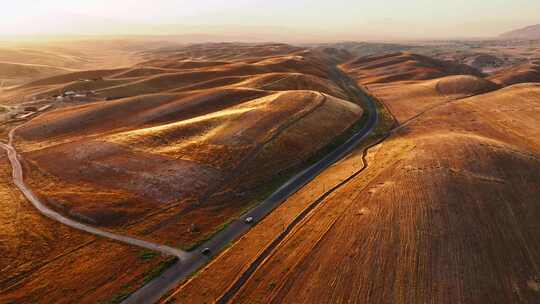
[2,74,378,303]
[123,87,379,304]
[0,126,191,260]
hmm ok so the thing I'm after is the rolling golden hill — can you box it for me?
[164,54,540,304]
[7,44,366,248]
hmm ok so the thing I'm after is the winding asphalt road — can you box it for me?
[123,86,379,304]
[1,74,378,303]
[0,125,191,260]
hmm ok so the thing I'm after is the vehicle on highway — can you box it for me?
[201,248,211,255]
[244,217,254,224]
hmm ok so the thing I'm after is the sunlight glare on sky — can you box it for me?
[1,0,539,41]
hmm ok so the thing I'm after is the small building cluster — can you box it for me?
[54,90,98,102]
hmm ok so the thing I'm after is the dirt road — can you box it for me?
[0,126,191,260]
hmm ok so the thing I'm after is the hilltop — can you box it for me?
[500,24,540,40]
[167,50,540,304]
[6,43,366,249]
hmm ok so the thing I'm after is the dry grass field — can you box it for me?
[3,43,365,250]
[164,52,540,304]
[0,40,152,90]
[341,52,500,122]
[341,52,483,84]
[208,84,540,304]
[364,75,499,122]
[489,62,540,86]
[0,149,176,304]
[2,39,540,304]
[0,41,369,302]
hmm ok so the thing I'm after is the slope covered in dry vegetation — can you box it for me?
[6,43,365,249]
[3,41,539,304]
[165,52,540,304]
[342,52,499,122]
[211,84,540,304]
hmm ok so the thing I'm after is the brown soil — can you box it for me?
[489,63,540,86]
[0,150,173,304]
[0,62,69,87]
[360,75,499,123]
[7,44,364,248]
[164,82,540,304]
[219,84,540,304]
[342,52,483,84]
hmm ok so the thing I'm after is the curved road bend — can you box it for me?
[124,88,379,304]
[0,127,191,260]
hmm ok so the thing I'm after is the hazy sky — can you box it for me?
[2,0,539,41]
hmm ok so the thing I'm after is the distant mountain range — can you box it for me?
[500,24,540,40]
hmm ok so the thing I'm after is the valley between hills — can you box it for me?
[0,38,539,303]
